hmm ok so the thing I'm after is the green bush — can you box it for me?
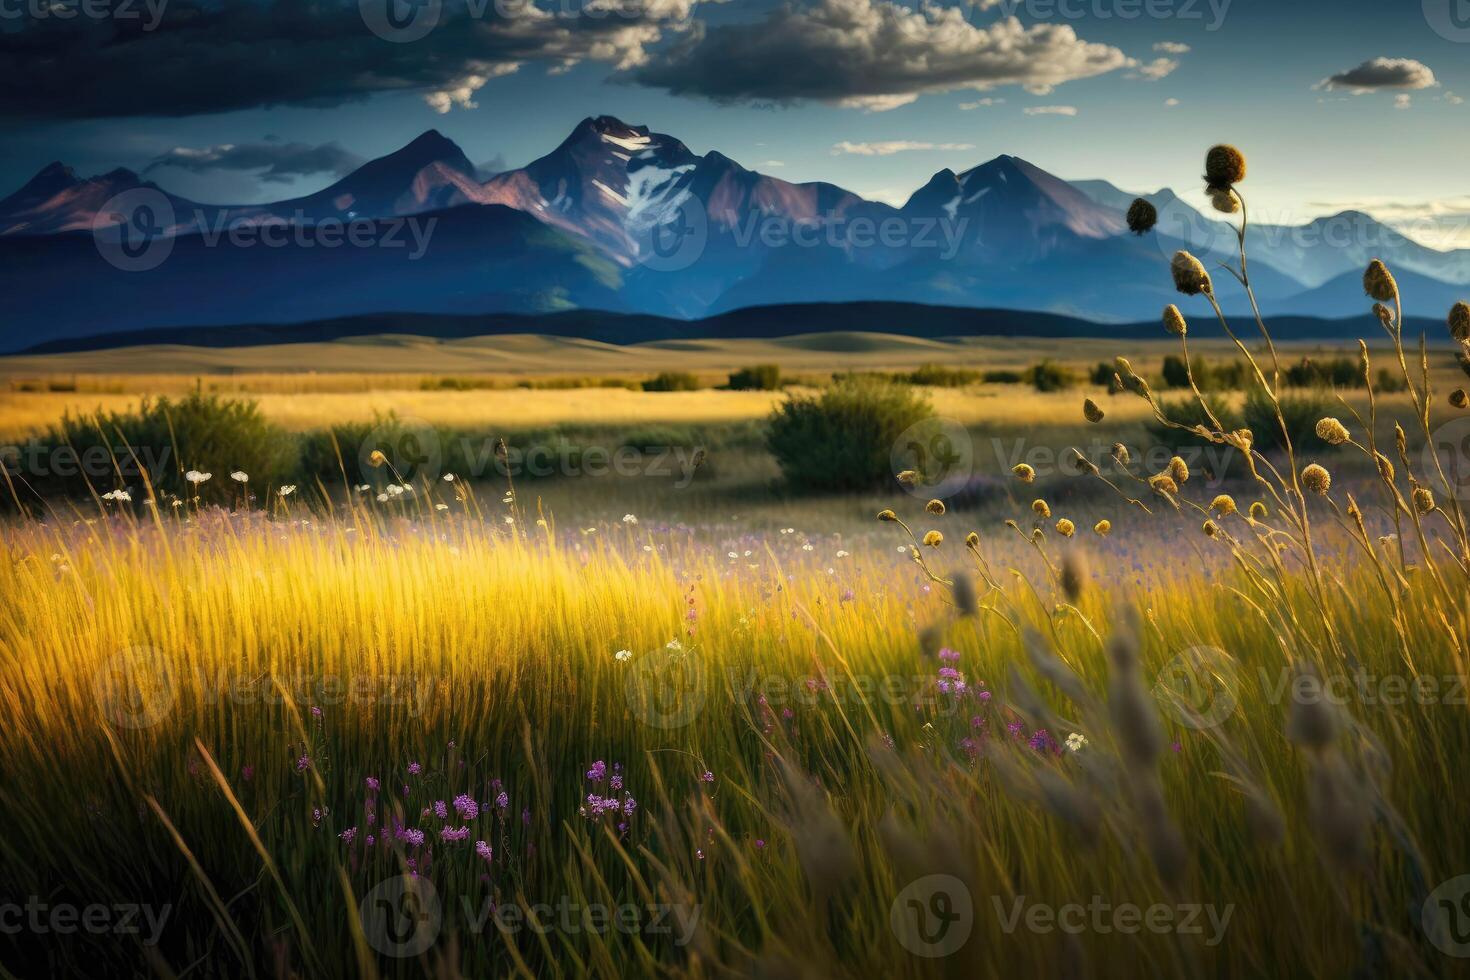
[1025,360,1077,392]
[727,364,782,391]
[642,371,702,393]
[766,377,932,492]
[905,364,980,387]
[1144,395,1240,455]
[983,369,1026,385]
[34,392,296,499]
[1243,387,1337,454]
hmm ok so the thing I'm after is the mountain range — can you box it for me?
[2,115,1466,352]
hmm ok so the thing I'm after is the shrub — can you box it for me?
[33,392,295,499]
[1243,387,1337,454]
[905,364,980,387]
[642,371,702,393]
[727,364,782,391]
[1144,395,1239,455]
[766,377,932,492]
[982,369,1026,385]
[1025,360,1077,392]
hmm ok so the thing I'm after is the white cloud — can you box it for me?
[1154,42,1191,54]
[1128,57,1179,81]
[1164,97,1181,107]
[1394,94,1413,110]
[1316,57,1438,93]
[1024,105,1078,116]
[760,160,787,167]
[831,140,977,156]
[959,97,1005,110]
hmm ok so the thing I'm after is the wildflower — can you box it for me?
[1203,144,1246,190]
[1301,463,1332,496]
[476,840,493,861]
[1452,389,1469,410]
[443,473,455,482]
[436,503,449,511]
[368,450,388,468]
[1055,518,1076,538]
[876,509,897,522]
[340,827,358,845]
[925,499,946,516]
[614,649,632,662]
[700,771,715,783]
[1315,418,1350,446]
[1083,399,1105,424]
[965,531,980,547]
[896,470,918,488]
[1363,259,1399,302]
[230,471,248,483]
[366,776,380,792]
[496,790,509,810]
[296,755,311,772]
[1202,520,1220,538]
[1149,474,1179,495]
[399,828,425,848]
[938,648,961,662]
[1451,302,1470,342]
[1126,197,1157,235]
[1171,251,1212,296]
[1032,499,1051,519]
[1094,519,1111,537]
[1413,486,1436,514]
[279,485,297,497]
[1211,494,1237,516]
[185,470,212,484]
[622,514,638,524]
[433,800,449,820]
[408,762,422,776]
[1249,501,1268,521]
[922,530,944,548]
[1163,305,1187,336]
[1064,733,1088,752]
[1168,456,1190,484]
[310,705,322,719]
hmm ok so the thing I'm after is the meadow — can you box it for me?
[3,147,1470,979]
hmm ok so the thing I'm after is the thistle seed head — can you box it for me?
[1209,189,1240,214]
[1211,494,1237,515]
[1111,443,1131,466]
[1163,304,1187,336]
[1094,519,1112,537]
[1363,260,1397,303]
[925,499,946,516]
[1032,499,1052,519]
[1413,486,1436,514]
[1168,456,1190,485]
[1451,301,1470,343]
[1451,388,1469,410]
[877,509,898,522]
[1171,251,1213,296]
[1012,463,1036,483]
[1315,417,1350,446]
[1204,144,1247,190]
[1127,197,1158,235]
[923,530,944,547]
[1056,518,1076,538]
[1301,463,1332,496]
[1083,399,1105,424]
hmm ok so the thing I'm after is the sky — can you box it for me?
[2,0,1469,245]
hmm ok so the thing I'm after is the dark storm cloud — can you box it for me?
[144,140,364,183]
[0,0,702,120]
[632,0,1131,111]
[1315,58,1438,93]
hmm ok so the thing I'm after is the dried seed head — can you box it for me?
[925,499,946,516]
[1163,304,1187,336]
[1211,494,1237,515]
[1056,518,1076,538]
[1111,443,1131,466]
[1083,399,1105,424]
[1209,189,1240,214]
[1395,424,1408,456]
[1413,486,1436,514]
[1094,519,1112,537]
[877,509,898,522]
[1315,417,1350,446]
[1202,519,1220,538]
[1301,463,1332,495]
[896,470,919,488]
[1373,302,1395,331]
[1169,456,1190,484]
[1149,473,1180,495]
[1373,453,1395,482]
[1012,463,1036,483]
[1249,501,1268,521]
[1204,144,1247,190]
[368,450,388,468]
[1032,499,1052,519]
[1451,388,1469,410]
[1450,301,1470,343]
[1069,449,1100,477]
[1127,197,1158,235]
[965,531,980,548]
[1171,250,1213,296]
[1363,260,1397,303]
[922,530,944,547]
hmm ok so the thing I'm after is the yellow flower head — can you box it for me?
[1093,519,1112,537]
[922,530,944,548]
[1032,499,1051,519]
[925,499,946,516]
[1211,494,1237,516]
[1055,518,1076,538]
[1012,463,1036,483]
[877,509,898,523]
[1302,463,1332,496]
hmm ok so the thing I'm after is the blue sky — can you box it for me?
[2,0,1468,243]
